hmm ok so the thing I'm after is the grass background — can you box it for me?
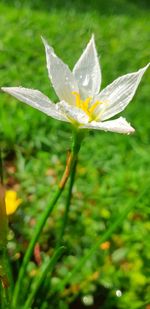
[0,0,150,308]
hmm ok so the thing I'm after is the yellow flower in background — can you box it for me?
[5,190,22,216]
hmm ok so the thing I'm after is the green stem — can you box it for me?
[57,132,81,248]
[54,189,146,293]
[12,189,63,307]
[0,149,4,185]
[23,246,64,309]
[0,284,9,309]
[12,130,82,308]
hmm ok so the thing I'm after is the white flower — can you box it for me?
[2,36,149,134]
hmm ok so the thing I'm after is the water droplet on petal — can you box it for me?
[82,75,90,87]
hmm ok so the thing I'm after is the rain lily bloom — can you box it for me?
[2,36,149,134]
[5,190,22,216]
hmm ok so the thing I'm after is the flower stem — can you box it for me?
[57,131,82,248]
[12,130,82,308]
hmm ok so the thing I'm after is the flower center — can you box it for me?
[72,92,103,122]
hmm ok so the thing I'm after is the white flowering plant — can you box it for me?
[2,36,149,134]
[0,35,149,309]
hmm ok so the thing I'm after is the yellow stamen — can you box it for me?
[72,92,105,122]
[82,97,92,114]
[89,101,101,113]
[72,92,81,108]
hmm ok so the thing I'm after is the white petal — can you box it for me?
[1,87,67,122]
[81,117,135,134]
[95,63,149,121]
[56,101,89,125]
[42,37,78,105]
[73,35,101,99]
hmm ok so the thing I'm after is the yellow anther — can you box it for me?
[72,92,81,108]
[72,91,106,122]
[82,97,92,114]
[89,101,101,113]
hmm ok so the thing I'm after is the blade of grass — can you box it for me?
[23,246,65,309]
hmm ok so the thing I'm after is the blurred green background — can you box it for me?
[0,0,150,308]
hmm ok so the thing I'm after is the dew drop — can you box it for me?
[82,295,94,306]
[116,290,122,297]
[82,75,90,87]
